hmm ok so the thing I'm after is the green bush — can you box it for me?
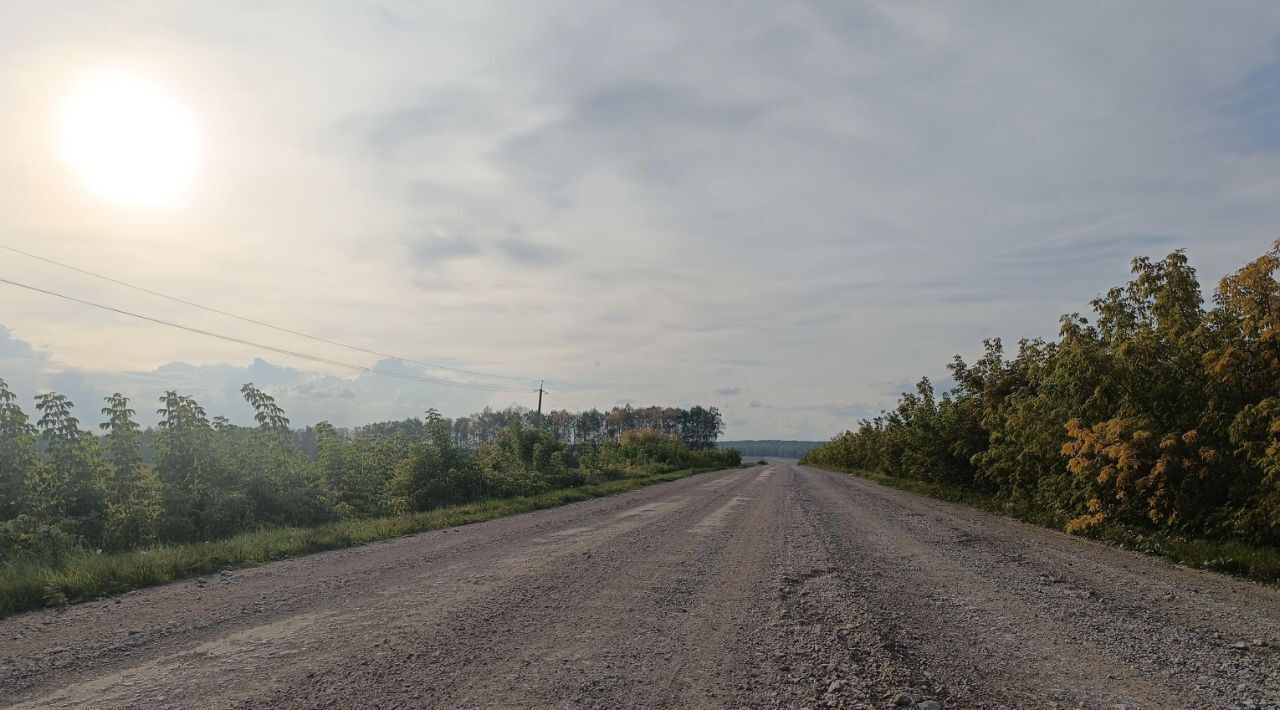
[0,374,739,612]
[0,467,704,616]
[804,242,1280,575]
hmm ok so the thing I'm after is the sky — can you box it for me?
[1,1,1279,439]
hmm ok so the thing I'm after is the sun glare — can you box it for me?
[57,71,200,207]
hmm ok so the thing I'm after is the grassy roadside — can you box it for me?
[1,465,735,618]
[807,464,1280,585]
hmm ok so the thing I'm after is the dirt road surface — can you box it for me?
[2,463,1278,709]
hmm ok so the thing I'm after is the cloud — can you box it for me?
[0,324,45,360]
[714,387,741,396]
[993,233,1178,267]
[1212,59,1280,153]
[2,2,1279,439]
[0,325,52,405]
[0,324,507,428]
[495,235,567,267]
[410,236,482,264]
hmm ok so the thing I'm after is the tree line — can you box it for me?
[803,242,1280,547]
[718,440,825,459]
[301,403,726,454]
[0,383,735,562]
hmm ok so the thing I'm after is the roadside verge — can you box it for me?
[1,465,749,617]
[802,463,1280,585]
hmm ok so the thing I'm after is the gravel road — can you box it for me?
[2,462,1278,709]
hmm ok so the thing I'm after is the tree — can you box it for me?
[678,406,725,449]
[0,377,36,521]
[33,392,108,544]
[1207,241,1280,542]
[0,374,739,564]
[390,419,483,511]
[802,242,1280,548]
[100,393,160,549]
[155,390,236,540]
[237,383,330,528]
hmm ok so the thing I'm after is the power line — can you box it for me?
[541,387,595,411]
[0,242,533,384]
[0,277,535,394]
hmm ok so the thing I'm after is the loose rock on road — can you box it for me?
[2,463,1278,709]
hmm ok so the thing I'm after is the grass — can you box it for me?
[809,464,1280,585]
[0,466,726,618]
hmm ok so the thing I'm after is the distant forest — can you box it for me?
[718,440,824,459]
[804,242,1280,550]
[0,384,738,565]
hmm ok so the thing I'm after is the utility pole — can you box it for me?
[537,380,544,417]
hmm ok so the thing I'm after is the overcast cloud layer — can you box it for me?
[1,1,1278,438]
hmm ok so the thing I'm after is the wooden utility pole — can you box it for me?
[537,380,544,417]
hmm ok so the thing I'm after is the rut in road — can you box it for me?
[1,463,1278,709]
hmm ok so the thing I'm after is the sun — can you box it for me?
[57,71,201,207]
